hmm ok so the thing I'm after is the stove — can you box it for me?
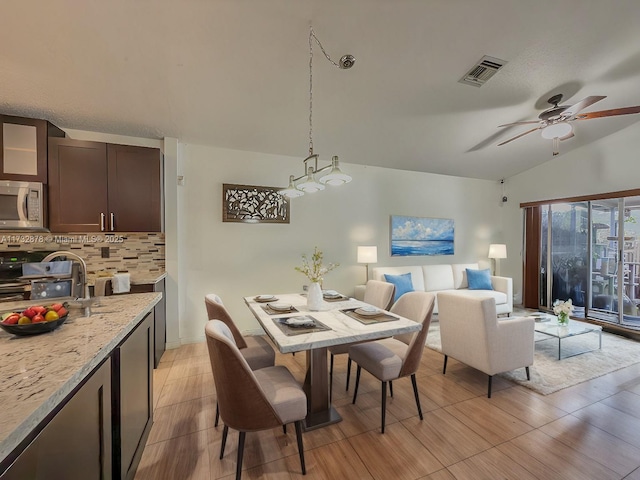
[0,251,56,302]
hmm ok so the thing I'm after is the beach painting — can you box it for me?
[391,215,454,256]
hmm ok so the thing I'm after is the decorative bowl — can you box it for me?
[0,314,69,336]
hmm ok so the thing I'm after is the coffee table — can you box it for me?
[533,316,602,360]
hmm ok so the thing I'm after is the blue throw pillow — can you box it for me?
[383,272,414,302]
[466,268,493,290]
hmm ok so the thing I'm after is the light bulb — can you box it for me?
[541,122,573,139]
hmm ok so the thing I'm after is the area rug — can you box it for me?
[425,322,640,395]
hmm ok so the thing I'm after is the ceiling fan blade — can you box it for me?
[574,106,640,120]
[563,96,607,116]
[497,126,542,146]
[560,131,575,141]
[497,120,540,128]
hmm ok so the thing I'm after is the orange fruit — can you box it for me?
[45,310,60,322]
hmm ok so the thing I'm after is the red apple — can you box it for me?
[22,307,36,319]
[32,314,46,323]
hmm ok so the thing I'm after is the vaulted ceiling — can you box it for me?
[2,0,640,180]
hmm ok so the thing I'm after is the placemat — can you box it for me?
[272,316,332,336]
[323,294,349,302]
[261,304,299,315]
[341,308,400,325]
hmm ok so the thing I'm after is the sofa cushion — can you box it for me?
[437,289,507,307]
[467,268,493,290]
[452,263,479,289]
[384,273,414,302]
[423,265,455,291]
[373,266,425,292]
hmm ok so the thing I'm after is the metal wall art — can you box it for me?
[390,215,454,256]
[222,184,290,223]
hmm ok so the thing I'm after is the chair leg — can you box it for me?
[236,431,246,480]
[329,353,334,403]
[389,380,393,397]
[352,365,361,404]
[443,355,448,374]
[215,402,220,427]
[381,381,387,434]
[220,425,229,459]
[294,420,306,475]
[525,366,530,380]
[346,357,352,391]
[283,424,287,434]
[487,375,493,398]
[411,374,423,420]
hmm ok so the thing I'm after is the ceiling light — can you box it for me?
[279,26,354,199]
[541,122,573,139]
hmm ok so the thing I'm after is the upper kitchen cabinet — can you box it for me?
[48,138,162,233]
[0,115,65,183]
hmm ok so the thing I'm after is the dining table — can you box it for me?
[244,292,422,430]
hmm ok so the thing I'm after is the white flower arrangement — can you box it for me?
[552,298,574,316]
[295,247,339,284]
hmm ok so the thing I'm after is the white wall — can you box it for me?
[178,144,502,343]
[502,122,640,300]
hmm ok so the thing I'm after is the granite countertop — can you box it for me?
[87,271,166,287]
[0,292,162,466]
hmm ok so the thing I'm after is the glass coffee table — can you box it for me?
[533,316,603,360]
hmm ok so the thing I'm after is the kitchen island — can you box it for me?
[0,292,161,479]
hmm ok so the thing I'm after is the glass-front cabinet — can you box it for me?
[535,194,640,329]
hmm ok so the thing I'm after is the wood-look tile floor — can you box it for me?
[135,340,640,480]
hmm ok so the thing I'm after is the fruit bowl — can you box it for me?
[0,314,69,336]
[0,303,70,337]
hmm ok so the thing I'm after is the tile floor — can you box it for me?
[134,337,640,479]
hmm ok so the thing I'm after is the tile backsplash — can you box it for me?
[0,232,165,280]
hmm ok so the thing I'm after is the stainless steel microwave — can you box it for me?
[0,180,44,230]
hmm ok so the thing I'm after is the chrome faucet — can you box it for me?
[41,251,90,300]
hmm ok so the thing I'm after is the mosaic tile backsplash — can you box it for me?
[0,232,165,283]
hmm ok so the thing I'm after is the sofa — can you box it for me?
[372,263,513,315]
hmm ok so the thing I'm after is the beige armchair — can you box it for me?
[205,320,307,479]
[328,280,395,401]
[437,292,534,398]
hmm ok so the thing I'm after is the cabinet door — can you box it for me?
[48,138,108,232]
[1,360,112,480]
[0,116,47,183]
[107,144,162,232]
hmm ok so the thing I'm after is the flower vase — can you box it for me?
[307,282,323,311]
[557,312,569,326]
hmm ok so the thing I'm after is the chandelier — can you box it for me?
[279,26,354,199]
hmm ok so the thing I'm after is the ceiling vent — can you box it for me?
[459,55,507,87]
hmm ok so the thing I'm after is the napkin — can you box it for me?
[94,277,111,296]
[112,273,131,294]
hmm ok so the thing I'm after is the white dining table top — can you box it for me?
[244,293,422,353]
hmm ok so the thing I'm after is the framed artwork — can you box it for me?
[222,184,290,223]
[390,215,454,256]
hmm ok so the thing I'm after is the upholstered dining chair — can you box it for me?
[349,291,435,433]
[205,294,275,426]
[205,320,307,480]
[437,292,534,398]
[328,280,396,401]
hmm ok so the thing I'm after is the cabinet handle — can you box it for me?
[110,212,115,231]
[100,213,105,232]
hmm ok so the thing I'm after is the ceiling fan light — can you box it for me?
[541,122,573,140]
[279,175,304,198]
[319,156,352,186]
[297,167,325,193]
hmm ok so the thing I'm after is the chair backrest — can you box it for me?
[363,280,396,310]
[389,291,436,377]
[205,320,281,431]
[437,292,497,372]
[204,294,248,349]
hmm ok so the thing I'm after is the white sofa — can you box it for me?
[372,263,513,315]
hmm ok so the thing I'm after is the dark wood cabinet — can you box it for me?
[131,279,166,367]
[0,360,112,480]
[112,311,154,480]
[0,115,65,183]
[48,138,162,233]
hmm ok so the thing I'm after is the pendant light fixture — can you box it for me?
[279,26,354,199]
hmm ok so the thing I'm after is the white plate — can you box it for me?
[284,317,315,327]
[355,307,382,317]
[255,295,277,302]
[268,303,294,311]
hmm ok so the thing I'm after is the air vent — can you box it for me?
[459,55,507,87]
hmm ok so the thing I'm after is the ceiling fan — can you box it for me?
[497,94,640,156]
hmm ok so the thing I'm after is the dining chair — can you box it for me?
[328,280,396,401]
[205,320,307,480]
[205,294,276,426]
[349,291,435,433]
[437,292,534,398]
